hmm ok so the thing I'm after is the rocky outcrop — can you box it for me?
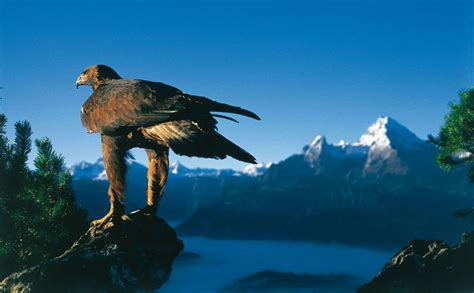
[0,211,183,292]
[358,232,474,293]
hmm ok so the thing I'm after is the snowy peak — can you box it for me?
[69,158,106,181]
[296,116,430,175]
[354,116,423,149]
[303,117,421,154]
[242,162,273,176]
[355,117,391,148]
[336,140,348,147]
[69,158,143,181]
[304,135,328,160]
[171,161,191,175]
[70,158,261,181]
[310,135,327,147]
[303,134,362,162]
[170,161,242,177]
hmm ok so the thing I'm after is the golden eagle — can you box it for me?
[76,65,259,226]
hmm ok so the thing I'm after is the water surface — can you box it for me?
[160,236,392,292]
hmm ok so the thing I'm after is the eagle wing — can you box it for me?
[80,79,260,135]
[142,120,257,163]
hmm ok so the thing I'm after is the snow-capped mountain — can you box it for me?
[355,116,426,149]
[170,161,243,177]
[304,117,425,155]
[70,116,433,182]
[356,116,431,175]
[260,116,445,183]
[70,159,268,181]
[304,135,327,161]
[70,159,263,221]
[242,162,273,176]
[298,116,433,176]
[69,158,146,181]
[303,135,360,162]
[69,159,106,181]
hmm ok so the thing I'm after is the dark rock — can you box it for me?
[0,211,183,292]
[358,231,474,293]
[222,270,362,292]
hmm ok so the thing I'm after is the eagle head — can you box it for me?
[76,64,122,91]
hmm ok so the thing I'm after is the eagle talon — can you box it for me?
[91,215,113,229]
[91,211,129,229]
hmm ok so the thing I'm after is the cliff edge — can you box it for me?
[0,211,183,292]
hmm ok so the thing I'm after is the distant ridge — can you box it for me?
[70,159,272,181]
[176,116,473,248]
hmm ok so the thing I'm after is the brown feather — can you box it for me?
[141,120,257,163]
[79,65,258,164]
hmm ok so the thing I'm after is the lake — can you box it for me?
[160,235,393,292]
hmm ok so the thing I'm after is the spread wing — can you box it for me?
[80,79,260,135]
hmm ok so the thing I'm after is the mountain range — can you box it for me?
[70,156,267,221]
[70,117,473,249]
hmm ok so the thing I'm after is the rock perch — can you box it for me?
[0,211,183,292]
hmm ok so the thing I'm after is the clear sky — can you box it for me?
[0,0,472,169]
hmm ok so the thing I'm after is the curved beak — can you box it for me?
[76,74,87,89]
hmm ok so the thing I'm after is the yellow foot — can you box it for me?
[91,212,130,228]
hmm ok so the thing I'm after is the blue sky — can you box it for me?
[0,0,472,169]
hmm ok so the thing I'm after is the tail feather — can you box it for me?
[146,120,258,164]
[211,103,261,120]
[212,114,239,123]
[186,94,261,120]
[215,133,257,164]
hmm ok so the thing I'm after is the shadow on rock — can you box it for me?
[0,211,183,292]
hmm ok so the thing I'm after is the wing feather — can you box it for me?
[81,80,184,134]
[142,120,257,164]
[80,79,259,136]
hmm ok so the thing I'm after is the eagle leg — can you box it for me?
[92,135,129,227]
[143,146,169,214]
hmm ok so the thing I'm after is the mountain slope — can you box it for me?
[70,159,263,221]
[176,117,474,248]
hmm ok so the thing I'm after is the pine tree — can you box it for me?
[0,115,88,278]
[0,117,33,275]
[0,114,9,188]
[430,88,474,217]
[27,138,88,261]
[0,114,14,276]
